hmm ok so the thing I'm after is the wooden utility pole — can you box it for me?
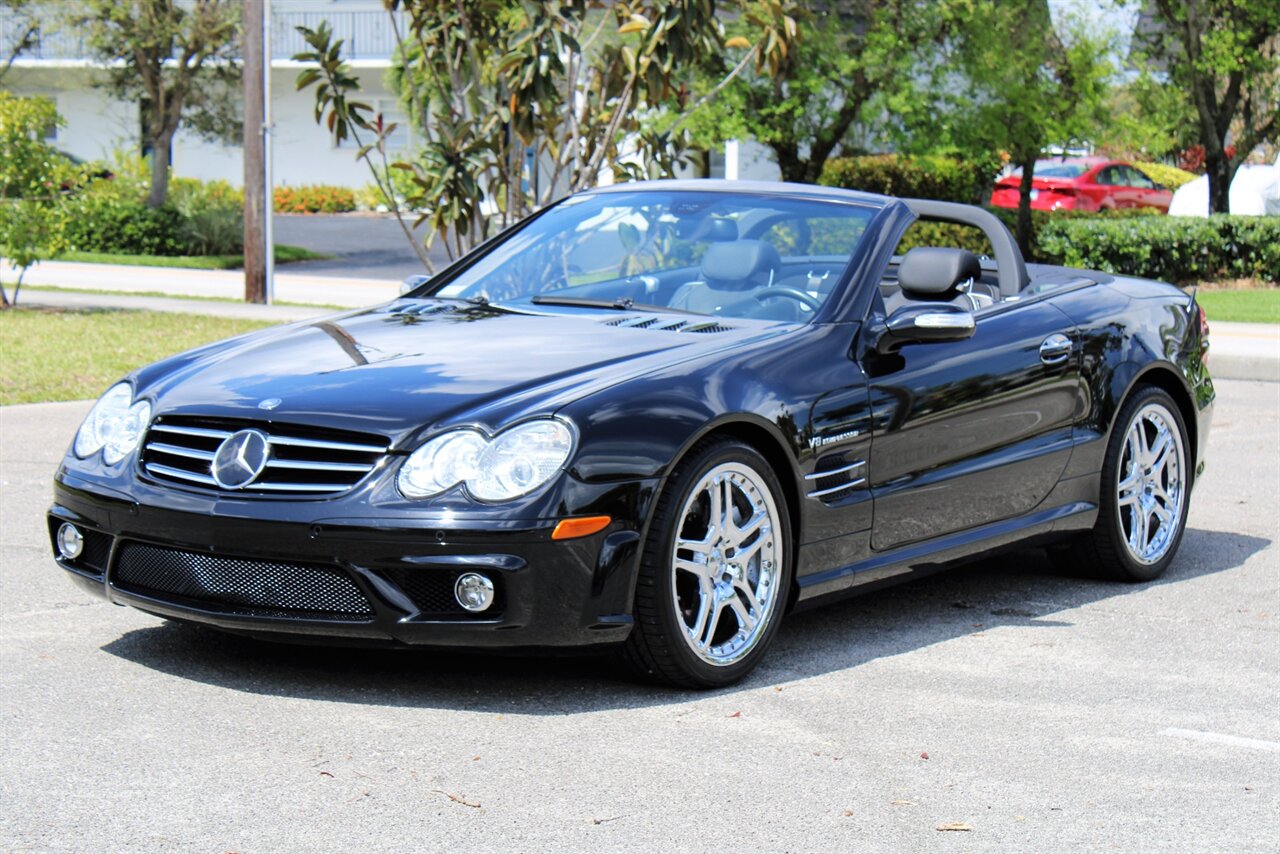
[243,0,266,303]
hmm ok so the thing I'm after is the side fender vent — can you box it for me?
[804,455,867,502]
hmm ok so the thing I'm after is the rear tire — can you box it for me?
[1059,386,1191,582]
[620,438,791,688]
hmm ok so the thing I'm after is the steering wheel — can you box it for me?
[753,286,822,311]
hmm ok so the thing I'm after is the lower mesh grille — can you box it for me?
[381,568,502,618]
[114,542,374,619]
[78,529,113,574]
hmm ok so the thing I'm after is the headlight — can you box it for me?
[74,382,152,465]
[398,419,574,502]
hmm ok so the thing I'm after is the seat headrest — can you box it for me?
[677,216,739,242]
[700,240,781,288]
[898,247,982,296]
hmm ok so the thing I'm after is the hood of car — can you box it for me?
[137,300,783,444]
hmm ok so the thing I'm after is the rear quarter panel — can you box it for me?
[1048,277,1213,481]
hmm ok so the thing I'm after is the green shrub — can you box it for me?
[1036,215,1280,283]
[819,153,999,204]
[171,178,243,254]
[63,194,187,256]
[1131,162,1197,190]
[180,205,243,255]
[273,184,357,214]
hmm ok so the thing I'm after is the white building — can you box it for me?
[2,0,776,189]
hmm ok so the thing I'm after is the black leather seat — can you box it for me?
[669,240,781,315]
[883,247,991,314]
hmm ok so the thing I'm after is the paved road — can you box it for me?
[273,213,452,282]
[1,381,1277,852]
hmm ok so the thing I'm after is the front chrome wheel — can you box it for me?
[1116,401,1186,565]
[621,438,791,688]
[671,462,783,667]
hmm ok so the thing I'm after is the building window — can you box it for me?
[336,98,411,151]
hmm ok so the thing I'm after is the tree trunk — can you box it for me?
[147,127,174,209]
[770,142,807,184]
[1015,155,1037,259]
[1205,150,1234,214]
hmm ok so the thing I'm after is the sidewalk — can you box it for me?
[1208,321,1280,383]
[7,259,1279,381]
[4,259,400,308]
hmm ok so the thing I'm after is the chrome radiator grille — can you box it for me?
[140,416,388,496]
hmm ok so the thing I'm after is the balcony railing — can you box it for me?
[273,10,404,61]
[1,9,402,63]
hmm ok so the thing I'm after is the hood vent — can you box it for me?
[601,315,735,334]
[394,301,460,317]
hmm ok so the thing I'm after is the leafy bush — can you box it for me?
[897,206,1160,257]
[171,178,243,254]
[819,154,999,204]
[63,193,187,256]
[1037,216,1280,283]
[356,183,390,211]
[1,93,79,304]
[274,184,357,214]
[1131,162,1197,190]
[0,92,80,200]
[180,205,243,255]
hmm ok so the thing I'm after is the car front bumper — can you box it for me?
[47,474,657,649]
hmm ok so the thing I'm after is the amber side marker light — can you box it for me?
[551,515,612,541]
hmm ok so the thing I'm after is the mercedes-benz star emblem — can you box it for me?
[258,398,282,410]
[211,429,270,489]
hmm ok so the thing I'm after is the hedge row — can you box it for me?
[1037,216,1280,284]
[819,154,998,204]
[897,213,1278,284]
[274,184,357,214]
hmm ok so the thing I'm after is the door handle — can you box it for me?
[1039,333,1073,365]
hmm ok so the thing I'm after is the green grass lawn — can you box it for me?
[0,307,275,404]
[54,244,331,270]
[1196,288,1280,324]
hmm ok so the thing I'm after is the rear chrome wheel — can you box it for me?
[622,439,791,688]
[1116,402,1186,565]
[1058,386,1192,582]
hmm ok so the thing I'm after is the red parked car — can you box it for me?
[989,158,1173,213]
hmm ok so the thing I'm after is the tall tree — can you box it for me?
[296,1,797,269]
[946,0,1111,255]
[686,0,942,184]
[72,0,241,208]
[1,0,42,84]
[1137,0,1280,213]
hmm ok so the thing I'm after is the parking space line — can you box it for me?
[1161,727,1280,752]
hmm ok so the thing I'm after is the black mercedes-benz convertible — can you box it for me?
[49,181,1214,687]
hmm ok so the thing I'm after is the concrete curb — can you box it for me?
[20,290,339,323]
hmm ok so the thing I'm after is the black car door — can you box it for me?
[865,300,1082,551]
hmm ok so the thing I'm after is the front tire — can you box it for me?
[1062,386,1191,582]
[622,438,791,688]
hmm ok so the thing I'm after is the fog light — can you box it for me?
[454,572,495,612]
[57,523,84,560]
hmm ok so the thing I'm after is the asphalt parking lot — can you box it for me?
[2,380,1277,852]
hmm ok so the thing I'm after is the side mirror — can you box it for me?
[401,274,431,296]
[872,304,975,353]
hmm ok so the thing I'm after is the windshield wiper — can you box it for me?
[529,295,698,315]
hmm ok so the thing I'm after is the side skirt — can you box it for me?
[791,499,1097,611]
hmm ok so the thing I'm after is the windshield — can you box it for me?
[1030,162,1088,179]
[428,190,878,322]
